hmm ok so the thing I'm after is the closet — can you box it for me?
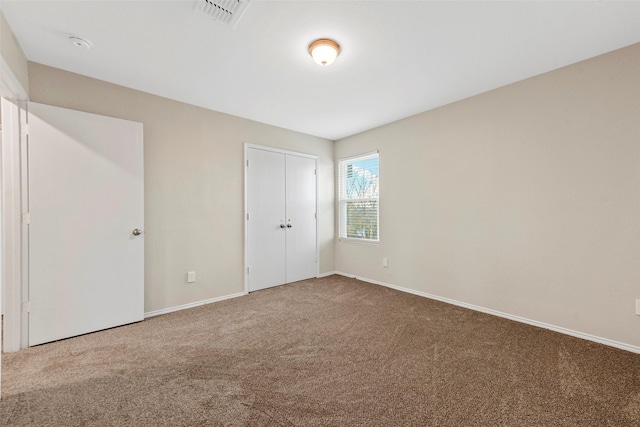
[246,146,317,292]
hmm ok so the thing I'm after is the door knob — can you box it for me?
[132,228,142,236]
[286,224,292,228]
[280,224,286,229]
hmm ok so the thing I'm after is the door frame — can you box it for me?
[244,143,319,293]
[1,55,30,399]
[1,56,30,355]
[0,98,28,354]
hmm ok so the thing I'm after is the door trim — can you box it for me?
[1,98,29,353]
[1,56,30,399]
[244,143,319,294]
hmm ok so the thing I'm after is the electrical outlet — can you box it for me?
[636,299,640,316]
[187,271,196,283]
[383,258,388,268]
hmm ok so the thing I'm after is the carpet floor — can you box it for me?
[1,275,639,426]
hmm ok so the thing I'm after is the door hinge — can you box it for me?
[22,301,31,313]
[22,212,30,224]
[314,169,317,175]
[314,212,317,219]
[21,124,30,135]
[246,213,249,221]
[246,159,249,167]
[247,267,250,275]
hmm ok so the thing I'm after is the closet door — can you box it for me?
[247,148,287,291]
[246,147,317,292]
[285,155,317,283]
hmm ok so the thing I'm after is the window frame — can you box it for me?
[338,151,380,244]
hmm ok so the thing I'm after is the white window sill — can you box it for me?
[338,237,380,245]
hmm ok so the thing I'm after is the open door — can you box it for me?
[27,102,144,346]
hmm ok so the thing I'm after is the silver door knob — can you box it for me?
[132,229,142,236]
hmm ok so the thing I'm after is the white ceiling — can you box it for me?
[2,1,640,140]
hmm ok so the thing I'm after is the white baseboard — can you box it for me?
[333,271,640,354]
[144,292,247,319]
[316,271,339,278]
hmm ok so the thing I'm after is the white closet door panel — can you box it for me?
[28,102,144,346]
[285,155,317,283]
[247,148,286,291]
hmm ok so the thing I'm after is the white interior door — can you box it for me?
[247,148,286,291]
[246,146,317,292]
[285,155,317,283]
[28,102,144,346]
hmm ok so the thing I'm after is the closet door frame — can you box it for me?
[244,143,319,293]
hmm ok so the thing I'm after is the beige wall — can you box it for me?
[0,9,29,95]
[335,43,640,348]
[28,62,334,313]
[21,39,640,349]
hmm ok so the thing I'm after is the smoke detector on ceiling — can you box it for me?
[69,36,92,50]
[194,0,251,29]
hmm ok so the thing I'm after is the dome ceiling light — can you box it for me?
[308,39,340,66]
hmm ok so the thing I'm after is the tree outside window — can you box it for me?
[339,153,379,242]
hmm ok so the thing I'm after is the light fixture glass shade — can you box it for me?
[309,39,340,66]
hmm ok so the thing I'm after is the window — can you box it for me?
[339,152,379,242]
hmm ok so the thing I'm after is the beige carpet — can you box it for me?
[1,275,639,426]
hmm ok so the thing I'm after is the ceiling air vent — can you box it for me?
[195,0,251,29]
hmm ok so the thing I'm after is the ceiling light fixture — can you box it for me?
[308,39,340,66]
[69,36,92,50]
